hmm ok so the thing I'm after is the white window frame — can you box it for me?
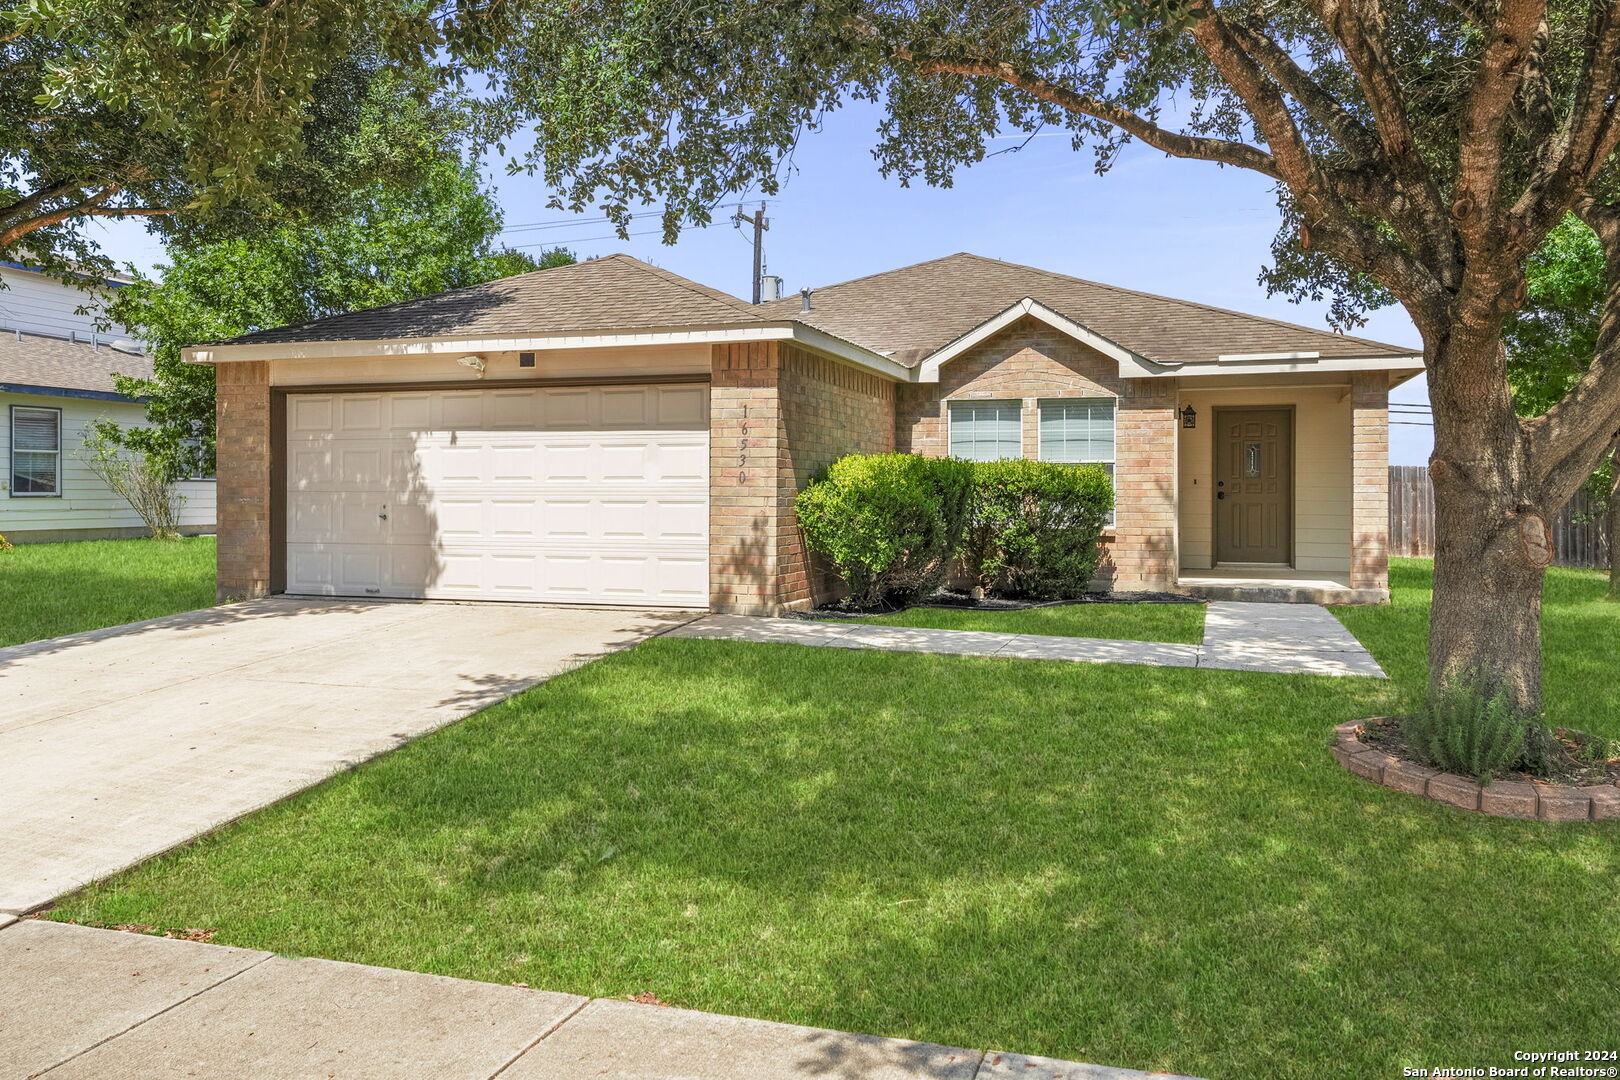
[1038,397,1117,524]
[947,398,1023,461]
[9,404,63,498]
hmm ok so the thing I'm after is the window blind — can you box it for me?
[948,399,1022,461]
[1039,399,1115,464]
[11,406,61,495]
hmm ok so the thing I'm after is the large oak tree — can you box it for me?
[0,0,477,278]
[481,0,1620,715]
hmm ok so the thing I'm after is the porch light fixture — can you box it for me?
[1180,404,1197,429]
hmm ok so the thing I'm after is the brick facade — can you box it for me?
[211,324,1390,612]
[896,317,1123,456]
[215,360,272,602]
[1350,373,1391,592]
[894,317,1182,590]
[709,341,895,614]
[1111,378,1180,591]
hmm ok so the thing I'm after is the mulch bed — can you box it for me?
[1333,717,1620,821]
[804,588,1204,619]
[1359,716,1620,788]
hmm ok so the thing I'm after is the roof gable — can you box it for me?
[762,252,1415,368]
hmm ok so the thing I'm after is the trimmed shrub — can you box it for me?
[961,459,1114,599]
[795,453,975,607]
[1404,677,1540,782]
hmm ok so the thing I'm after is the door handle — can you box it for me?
[1217,492,1226,500]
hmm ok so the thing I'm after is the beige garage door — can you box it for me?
[284,384,709,607]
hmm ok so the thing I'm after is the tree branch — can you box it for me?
[1527,200,1620,502]
[0,179,82,223]
[890,48,1283,178]
[1452,0,1551,279]
[1509,0,1620,251]
[1298,0,1455,274]
[0,184,122,249]
[1186,4,1444,311]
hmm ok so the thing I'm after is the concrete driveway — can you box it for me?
[0,599,692,914]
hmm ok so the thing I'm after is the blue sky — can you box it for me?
[90,99,1434,463]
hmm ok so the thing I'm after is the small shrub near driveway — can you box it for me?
[961,459,1113,599]
[794,454,973,607]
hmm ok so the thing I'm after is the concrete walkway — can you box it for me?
[0,599,691,915]
[669,601,1385,678]
[0,918,1202,1080]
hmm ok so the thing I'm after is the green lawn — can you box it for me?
[1334,558,1620,734]
[48,559,1620,1079]
[819,599,1207,643]
[0,536,216,648]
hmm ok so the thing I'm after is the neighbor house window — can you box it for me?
[10,405,62,497]
[948,399,1022,460]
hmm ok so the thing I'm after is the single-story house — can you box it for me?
[1,275,216,542]
[189,253,1421,611]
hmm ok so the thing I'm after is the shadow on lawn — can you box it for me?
[55,630,1620,1076]
[318,644,1614,1073]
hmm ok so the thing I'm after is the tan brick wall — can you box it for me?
[1112,379,1179,590]
[1350,373,1391,591]
[709,341,784,614]
[777,345,896,607]
[895,317,1176,591]
[215,360,272,601]
[896,317,1123,456]
[708,341,895,613]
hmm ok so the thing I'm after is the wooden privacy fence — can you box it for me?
[1389,464,1611,568]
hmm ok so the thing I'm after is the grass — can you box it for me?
[0,536,216,648]
[1334,558,1620,735]
[818,599,1207,643]
[49,559,1620,1079]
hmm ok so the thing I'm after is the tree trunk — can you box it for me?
[1425,326,1550,717]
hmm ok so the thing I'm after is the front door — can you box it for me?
[1215,408,1292,565]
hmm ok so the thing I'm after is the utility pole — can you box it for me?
[734,202,769,304]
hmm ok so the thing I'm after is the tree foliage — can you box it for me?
[105,79,572,478]
[480,0,1620,710]
[0,0,484,278]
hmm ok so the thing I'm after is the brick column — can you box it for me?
[710,342,786,614]
[1350,373,1390,592]
[1111,378,1179,591]
[215,360,272,601]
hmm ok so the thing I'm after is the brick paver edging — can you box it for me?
[1332,719,1620,821]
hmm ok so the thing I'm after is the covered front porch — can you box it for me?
[1173,566,1370,604]
[1169,371,1394,604]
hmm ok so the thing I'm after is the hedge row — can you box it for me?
[794,453,1114,608]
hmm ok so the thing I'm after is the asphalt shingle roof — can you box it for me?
[207,251,1415,369]
[214,254,767,346]
[760,252,1413,367]
[0,333,151,396]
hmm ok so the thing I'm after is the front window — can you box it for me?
[948,399,1022,461]
[10,405,62,497]
[1040,398,1116,523]
[1038,398,1116,476]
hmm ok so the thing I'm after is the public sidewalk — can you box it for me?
[0,918,1201,1080]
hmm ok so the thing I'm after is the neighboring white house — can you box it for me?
[0,262,215,542]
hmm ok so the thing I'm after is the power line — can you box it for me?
[499,200,765,235]
[509,220,728,250]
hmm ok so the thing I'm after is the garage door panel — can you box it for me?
[284,385,709,607]
[289,395,336,433]
[656,386,708,426]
